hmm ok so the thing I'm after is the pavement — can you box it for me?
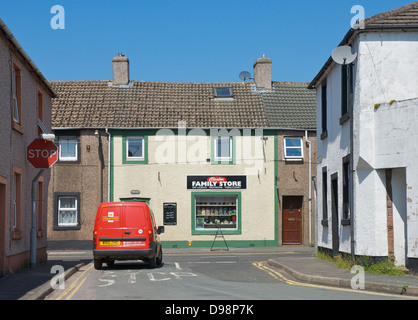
[0,241,418,300]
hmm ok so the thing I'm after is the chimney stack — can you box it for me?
[112,53,129,86]
[253,54,272,90]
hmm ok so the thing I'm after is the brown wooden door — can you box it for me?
[282,196,302,245]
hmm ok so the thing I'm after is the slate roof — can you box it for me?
[50,80,316,130]
[261,82,316,130]
[309,1,418,89]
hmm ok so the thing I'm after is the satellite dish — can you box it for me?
[331,46,357,65]
[239,71,251,81]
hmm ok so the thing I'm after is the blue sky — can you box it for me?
[0,0,413,83]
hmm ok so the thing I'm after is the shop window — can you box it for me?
[192,193,241,235]
[284,137,303,159]
[59,138,78,161]
[54,193,81,230]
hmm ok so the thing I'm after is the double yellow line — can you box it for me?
[253,261,418,299]
[56,264,94,300]
[252,261,318,288]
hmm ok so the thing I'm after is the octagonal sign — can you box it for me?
[27,139,58,169]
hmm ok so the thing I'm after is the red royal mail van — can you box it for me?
[93,202,164,269]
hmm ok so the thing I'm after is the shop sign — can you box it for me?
[187,175,247,190]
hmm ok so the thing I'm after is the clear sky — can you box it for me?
[0,0,413,83]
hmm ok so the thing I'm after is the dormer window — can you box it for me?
[214,87,232,98]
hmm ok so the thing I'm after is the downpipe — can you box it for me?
[31,169,44,268]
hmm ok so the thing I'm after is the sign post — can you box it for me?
[27,138,58,268]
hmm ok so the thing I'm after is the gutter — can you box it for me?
[305,130,312,246]
[53,126,316,132]
[31,169,44,268]
[105,128,111,202]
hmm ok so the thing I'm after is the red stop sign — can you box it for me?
[27,139,58,169]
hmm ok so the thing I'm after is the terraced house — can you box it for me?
[48,54,316,248]
[0,18,56,274]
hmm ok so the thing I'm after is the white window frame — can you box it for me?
[59,138,78,161]
[57,196,78,227]
[126,136,145,161]
[283,137,303,159]
[214,136,233,162]
[12,68,20,123]
[214,87,232,97]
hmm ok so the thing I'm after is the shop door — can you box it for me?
[282,196,302,245]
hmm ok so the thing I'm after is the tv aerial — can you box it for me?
[239,71,252,82]
[331,46,357,65]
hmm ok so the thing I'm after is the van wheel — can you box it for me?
[106,260,115,267]
[156,248,163,266]
[148,253,157,269]
[94,258,102,270]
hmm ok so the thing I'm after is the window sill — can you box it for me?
[57,159,81,165]
[123,160,148,165]
[53,225,81,231]
[341,218,351,226]
[339,112,350,125]
[211,160,235,165]
[12,122,24,135]
[284,158,304,163]
[12,230,24,240]
[192,229,241,235]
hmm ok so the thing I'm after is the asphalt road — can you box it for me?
[44,250,413,302]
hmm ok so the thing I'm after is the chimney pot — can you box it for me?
[253,55,272,90]
[112,53,129,86]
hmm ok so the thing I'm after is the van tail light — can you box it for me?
[93,233,97,249]
[149,229,153,241]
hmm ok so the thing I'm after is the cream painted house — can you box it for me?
[110,128,276,247]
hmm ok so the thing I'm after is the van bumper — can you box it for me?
[93,242,157,260]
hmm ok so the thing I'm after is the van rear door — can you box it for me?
[122,204,149,248]
[97,205,123,249]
